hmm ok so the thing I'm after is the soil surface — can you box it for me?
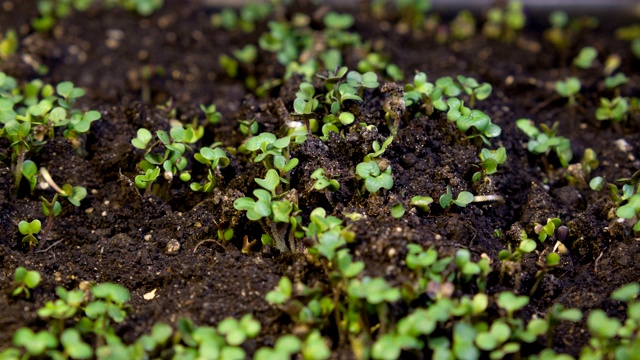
[1,0,639,357]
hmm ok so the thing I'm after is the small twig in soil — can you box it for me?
[35,239,64,253]
[119,168,143,199]
[193,238,224,253]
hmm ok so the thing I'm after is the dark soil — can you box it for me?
[1,0,639,357]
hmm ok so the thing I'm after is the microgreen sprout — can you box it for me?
[310,168,339,192]
[516,119,573,168]
[410,195,434,212]
[12,267,41,299]
[447,98,501,145]
[0,29,18,59]
[555,77,581,107]
[482,0,526,42]
[472,147,507,182]
[596,97,629,123]
[356,136,394,194]
[131,126,200,196]
[18,219,41,250]
[39,194,61,246]
[534,218,562,242]
[616,193,640,232]
[573,46,598,69]
[439,185,473,210]
[39,167,87,206]
[190,144,229,192]
[200,103,222,124]
[403,72,449,116]
[390,202,405,218]
[498,230,537,287]
[456,75,492,108]
[530,251,561,295]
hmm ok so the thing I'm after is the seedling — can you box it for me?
[39,194,61,246]
[356,161,393,194]
[310,168,339,192]
[217,314,261,346]
[0,29,18,59]
[544,10,570,50]
[498,231,537,287]
[396,0,431,31]
[616,194,640,232]
[596,97,629,123]
[530,252,561,295]
[456,75,492,108]
[254,335,301,360]
[12,267,41,299]
[516,119,573,168]
[12,328,58,357]
[616,24,640,59]
[39,167,87,206]
[190,144,229,192]
[472,147,507,182]
[410,196,434,212]
[545,304,582,348]
[534,218,562,242]
[200,103,222,124]
[573,46,598,69]
[403,72,449,116]
[18,219,41,250]
[482,0,526,42]
[447,98,501,145]
[390,202,405,218]
[555,77,581,107]
[439,186,473,210]
[450,10,476,41]
[238,118,259,136]
[131,126,199,195]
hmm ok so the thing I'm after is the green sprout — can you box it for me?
[390,202,405,218]
[439,185,473,210]
[544,10,570,50]
[595,97,629,123]
[534,218,562,242]
[498,230,537,287]
[0,29,18,59]
[456,75,492,108]
[447,98,501,145]
[482,0,526,42]
[39,194,61,246]
[356,161,393,194]
[254,335,301,360]
[616,193,640,232]
[450,10,476,41]
[190,144,230,192]
[12,328,58,357]
[545,304,582,348]
[403,72,450,116]
[530,252,561,295]
[555,77,581,107]
[573,46,598,69]
[200,103,222,124]
[217,314,261,347]
[310,168,339,192]
[12,267,41,299]
[39,167,87,207]
[410,195,434,212]
[516,119,573,168]
[18,219,41,250]
[472,147,507,182]
[238,118,259,136]
[131,126,199,196]
[616,24,640,59]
